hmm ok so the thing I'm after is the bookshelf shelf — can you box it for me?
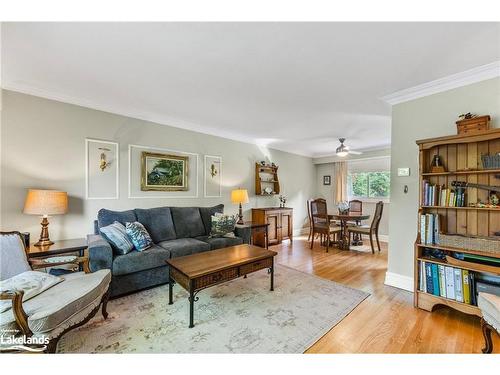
[421,168,500,176]
[417,256,500,275]
[416,291,481,317]
[415,127,500,317]
[421,206,500,211]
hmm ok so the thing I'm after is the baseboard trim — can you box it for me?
[384,272,414,292]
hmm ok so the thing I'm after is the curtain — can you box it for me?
[333,161,347,205]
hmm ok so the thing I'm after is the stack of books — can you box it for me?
[418,261,476,305]
[422,180,466,207]
[419,213,440,245]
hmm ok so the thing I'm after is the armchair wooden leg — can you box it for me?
[369,233,375,254]
[101,289,110,320]
[481,318,494,354]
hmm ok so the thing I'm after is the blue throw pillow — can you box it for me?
[100,221,134,255]
[126,222,153,251]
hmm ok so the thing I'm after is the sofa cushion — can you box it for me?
[170,207,206,238]
[97,208,137,229]
[99,221,134,255]
[199,204,224,235]
[125,222,153,252]
[135,207,177,242]
[112,245,171,276]
[196,235,243,250]
[0,269,110,334]
[157,238,210,258]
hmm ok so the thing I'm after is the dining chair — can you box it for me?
[347,201,384,253]
[310,198,341,252]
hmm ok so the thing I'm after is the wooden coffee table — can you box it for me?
[166,244,277,328]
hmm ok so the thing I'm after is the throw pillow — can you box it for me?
[126,221,153,251]
[210,213,237,238]
[100,221,135,255]
[0,271,63,313]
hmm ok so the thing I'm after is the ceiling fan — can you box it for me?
[335,138,363,157]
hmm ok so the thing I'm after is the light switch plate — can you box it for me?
[397,167,410,177]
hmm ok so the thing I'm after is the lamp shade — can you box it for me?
[231,189,249,204]
[23,189,68,216]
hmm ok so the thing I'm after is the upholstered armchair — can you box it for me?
[0,231,111,353]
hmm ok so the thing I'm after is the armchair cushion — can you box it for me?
[0,233,31,281]
[478,292,500,333]
[0,271,62,313]
[0,269,110,335]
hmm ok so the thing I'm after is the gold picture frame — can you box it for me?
[141,151,189,191]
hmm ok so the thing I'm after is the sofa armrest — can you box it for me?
[87,234,113,272]
[234,226,251,244]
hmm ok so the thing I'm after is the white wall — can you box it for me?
[314,155,391,237]
[0,90,316,240]
[388,77,500,286]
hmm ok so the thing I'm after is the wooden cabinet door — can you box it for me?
[280,210,293,241]
[266,212,281,245]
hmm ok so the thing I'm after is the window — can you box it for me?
[348,171,390,199]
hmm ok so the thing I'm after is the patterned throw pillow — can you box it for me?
[209,213,237,238]
[126,222,153,251]
[100,221,135,255]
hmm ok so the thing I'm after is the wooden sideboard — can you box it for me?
[252,207,293,247]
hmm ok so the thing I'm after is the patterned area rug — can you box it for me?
[58,265,368,353]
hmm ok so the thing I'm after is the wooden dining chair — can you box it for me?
[310,198,341,252]
[347,201,384,253]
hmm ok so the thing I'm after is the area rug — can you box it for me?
[58,265,368,353]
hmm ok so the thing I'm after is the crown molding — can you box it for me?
[381,61,500,105]
[1,81,312,158]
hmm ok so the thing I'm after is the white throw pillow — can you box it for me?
[0,271,63,313]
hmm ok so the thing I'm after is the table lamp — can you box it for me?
[231,188,249,225]
[23,189,68,247]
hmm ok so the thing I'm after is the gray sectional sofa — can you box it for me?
[87,204,250,297]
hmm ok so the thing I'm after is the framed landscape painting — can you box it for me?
[141,151,189,191]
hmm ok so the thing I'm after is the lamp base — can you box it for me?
[34,216,54,247]
[34,239,54,247]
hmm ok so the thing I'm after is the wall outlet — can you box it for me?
[397,167,410,177]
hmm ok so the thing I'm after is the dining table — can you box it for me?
[329,212,370,250]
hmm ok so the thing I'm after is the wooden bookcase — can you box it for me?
[255,163,280,196]
[415,128,500,317]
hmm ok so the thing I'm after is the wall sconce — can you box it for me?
[99,147,111,171]
[210,163,218,178]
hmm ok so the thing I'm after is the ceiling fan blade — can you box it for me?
[348,150,363,155]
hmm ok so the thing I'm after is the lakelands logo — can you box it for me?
[1,332,49,353]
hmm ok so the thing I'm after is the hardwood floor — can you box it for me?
[272,235,499,353]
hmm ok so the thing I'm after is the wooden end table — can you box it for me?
[166,244,277,328]
[26,238,88,271]
[236,221,270,248]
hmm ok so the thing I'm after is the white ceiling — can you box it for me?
[2,22,500,157]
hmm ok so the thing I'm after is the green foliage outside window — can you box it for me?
[348,171,390,198]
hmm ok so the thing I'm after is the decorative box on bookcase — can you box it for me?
[415,128,500,317]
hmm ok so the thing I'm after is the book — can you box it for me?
[454,268,463,302]
[445,266,455,300]
[470,273,477,306]
[462,269,470,304]
[438,265,446,298]
[431,263,440,296]
[425,262,434,294]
